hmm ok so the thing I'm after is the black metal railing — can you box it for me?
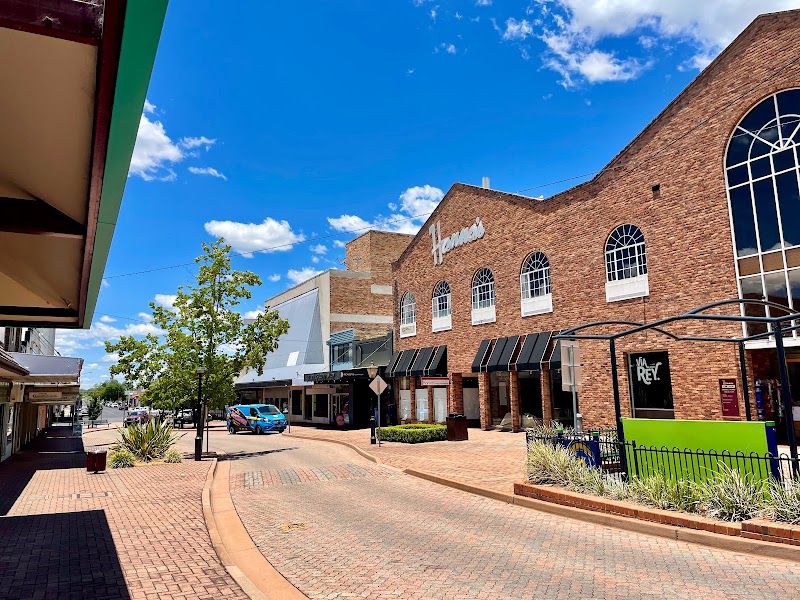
[526,430,799,485]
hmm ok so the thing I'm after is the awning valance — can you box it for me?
[426,346,447,376]
[409,347,434,376]
[387,349,417,378]
[472,332,555,373]
[388,346,448,377]
[514,331,552,372]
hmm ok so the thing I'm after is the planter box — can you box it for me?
[514,481,800,546]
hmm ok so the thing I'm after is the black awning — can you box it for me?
[547,339,562,370]
[471,339,492,373]
[384,352,401,377]
[497,335,520,371]
[485,337,508,372]
[515,331,552,372]
[425,346,447,376]
[409,346,435,376]
[394,349,418,377]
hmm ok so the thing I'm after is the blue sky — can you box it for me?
[59,0,800,386]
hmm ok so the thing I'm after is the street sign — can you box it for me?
[369,375,388,396]
[561,340,582,391]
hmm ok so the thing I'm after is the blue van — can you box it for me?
[227,404,286,434]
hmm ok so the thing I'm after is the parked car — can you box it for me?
[78,407,89,419]
[109,402,118,409]
[123,410,149,427]
[227,404,286,435]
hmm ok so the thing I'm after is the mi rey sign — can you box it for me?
[430,218,485,266]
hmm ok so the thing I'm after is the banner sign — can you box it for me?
[719,378,740,418]
[28,391,62,401]
[420,377,449,386]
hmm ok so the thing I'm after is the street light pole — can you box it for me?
[194,367,207,461]
[367,362,380,447]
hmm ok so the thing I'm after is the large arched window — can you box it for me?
[431,281,452,332]
[604,224,649,302]
[399,291,416,338]
[726,90,800,337]
[520,252,553,316]
[471,268,496,325]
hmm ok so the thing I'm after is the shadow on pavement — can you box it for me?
[0,509,130,600]
[0,427,85,516]
[220,447,298,461]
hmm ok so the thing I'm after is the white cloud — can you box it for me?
[99,315,116,323]
[311,256,320,264]
[503,18,533,41]
[137,312,153,322]
[102,353,120,363]
[188,166,227,180]
[310,243,327,255]
[204,218,305,257]
[180,136,216,150]
[87,363,99,369]
[268,273,282,282]
[154,294,177,310]
[55,320,164,356]
[129,114,183,180]
[243,309,263,319]
[529,0,799,86]
[333,240,346,248]
[143,99,156,114]
[328,184,444,238]
[101,278,110,288]
[476,0,492,5]
[287,267,323,285]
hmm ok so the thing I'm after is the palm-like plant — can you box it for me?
[114,418,178,462]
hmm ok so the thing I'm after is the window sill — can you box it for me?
[432,315,452,332]
[400,323,417,338]
[605,274,649,303]
[521,294,553,317]
[471,306,496,326]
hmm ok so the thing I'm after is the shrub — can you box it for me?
[769,480,800,524]
[628,472,702,513]
[114,418,178,462]
[163,448,183,463]
[87,397,104,420]
[108,449,135,468]
[377,424,447,443]
[700,463,768,522]
[527,442,577,485]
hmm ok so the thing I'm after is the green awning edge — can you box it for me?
[84,0,169,327]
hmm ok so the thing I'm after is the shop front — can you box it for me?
[385,346,447,424]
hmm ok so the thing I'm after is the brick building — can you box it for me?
[237,230,411,427]
[387,10,800,441]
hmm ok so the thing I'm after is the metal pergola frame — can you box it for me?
[556,299,800,470]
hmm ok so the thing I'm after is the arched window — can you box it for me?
[520,252,553,315]
[431,281,452,332]
[399,292,416,338]
[471,268,496,325]
[726,90,800,337]
[604,225,649,302]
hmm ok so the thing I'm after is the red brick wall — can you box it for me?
[392,13,800,428]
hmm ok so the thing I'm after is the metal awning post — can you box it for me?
[738,341,752,422]
[609,338,628,478]
[773,322,798,473]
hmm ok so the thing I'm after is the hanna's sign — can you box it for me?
[429,218,485,266]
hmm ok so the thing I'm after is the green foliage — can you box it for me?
[627,473,703,513]
[769,480,800,524]
[700,463,768,522]
[163,448,184,464]
[377,424,447,443]
[109,449,135,468]
[86,380,127,403]
[526,442,607,496]
[87,397,104,420]
[114,418,178,462]
[105,239,290,411]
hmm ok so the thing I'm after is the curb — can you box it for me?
[202,455,307,599]
[287,435,800,563]
[283,433,382,464]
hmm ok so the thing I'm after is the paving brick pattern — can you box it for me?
[0,427,247,600]
[230,434,800,600]
[236,463,391,490]
[285,426,527,493]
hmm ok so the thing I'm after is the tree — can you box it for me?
[87,397,104,420]
[105,239,289,414]
[100,380,126,404]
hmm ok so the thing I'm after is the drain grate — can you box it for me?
[71,491,112,499]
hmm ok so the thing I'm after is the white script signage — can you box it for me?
[635,356,662,385]
[429,218,485,266]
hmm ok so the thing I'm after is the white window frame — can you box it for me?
[471,267,496,325]
[400,292,416,338]
[520,251,553,316]
[431,281,452,332]
[605,224,649,302]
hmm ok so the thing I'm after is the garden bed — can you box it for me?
[514,482,800,546]
[377,423,447,443]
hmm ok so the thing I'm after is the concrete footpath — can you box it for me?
[0,426,247,600]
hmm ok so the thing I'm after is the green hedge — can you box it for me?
[377,424,447,443]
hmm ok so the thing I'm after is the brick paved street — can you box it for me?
[0,426,246,600]
[227,432,800,600]
[284,425,527,493]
